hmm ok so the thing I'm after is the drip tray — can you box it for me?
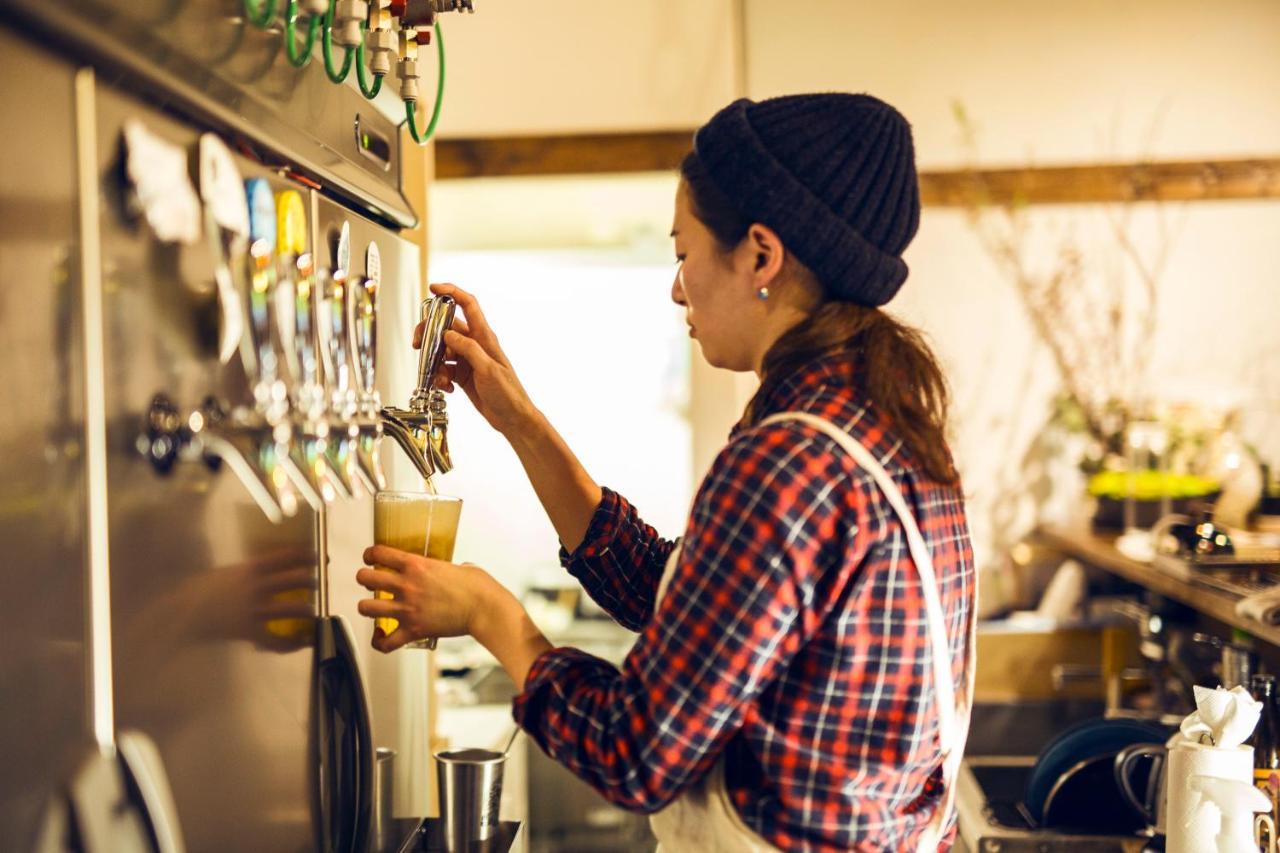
[392,818,523,852]
[957,757,1152,852]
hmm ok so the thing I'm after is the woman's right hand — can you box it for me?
[415,283,538,438]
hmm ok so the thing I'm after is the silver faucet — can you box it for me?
[379,295,455,480]
[317,267,362,499]
[185,176,317,521]
[347,265,386,493]
[277,248,339,504]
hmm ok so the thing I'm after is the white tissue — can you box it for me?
[1179,684,1262,749]
[123,120,201,244]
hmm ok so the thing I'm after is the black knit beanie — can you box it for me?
[692,93,921,307]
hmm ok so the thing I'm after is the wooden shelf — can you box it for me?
[436,131,1280,205]
[1035,524,1280,648]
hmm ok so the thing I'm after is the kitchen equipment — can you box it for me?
[0,0,471,846]
[1115,740,1172,832]
[1259,813,1279,853]
[1024,717,1169,826]
[1191,632,1258,690]
[957,757,1151,851]
[374,748,396,853]
[398,818,523,851]
[435,747,506,851]
[1041,752,1150,833]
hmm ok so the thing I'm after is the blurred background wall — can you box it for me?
[425,0,1280,610]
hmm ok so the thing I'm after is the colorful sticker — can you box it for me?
[245,178,276,248]
[276,190,307,257]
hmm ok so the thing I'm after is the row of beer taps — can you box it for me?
[140,136,454,522]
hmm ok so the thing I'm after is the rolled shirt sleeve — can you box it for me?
[557,486,677,632]
[515,424,865,813]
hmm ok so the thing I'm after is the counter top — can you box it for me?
[1035,524,1280,647]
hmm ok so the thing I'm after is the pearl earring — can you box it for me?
[757,286,770,301]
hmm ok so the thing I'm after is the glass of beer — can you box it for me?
[372,490,463,650]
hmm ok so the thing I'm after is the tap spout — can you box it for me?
[352,419,387,493]
[425,391,452,475]
[379,407,436,480]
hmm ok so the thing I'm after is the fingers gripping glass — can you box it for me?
[372,491,462,650]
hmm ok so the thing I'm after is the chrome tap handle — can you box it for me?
[276,253,322,396]
[348,276,378,402]
[317,269,356,414]
[411,296,455,411]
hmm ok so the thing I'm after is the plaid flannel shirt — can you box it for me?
[512,353,975,851]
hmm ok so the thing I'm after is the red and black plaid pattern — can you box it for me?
[512,354,975,851]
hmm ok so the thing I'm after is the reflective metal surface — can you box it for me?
[0,6,434,846]
[95,83,320,850]
[1,0,415,228]
[380,295,455,479]
[313,193,432,819]
[0,24,93,847]
[436,748,506,850]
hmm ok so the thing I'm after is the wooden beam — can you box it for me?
[436,130,693,179]
[920,158,1280,206]
[435,131,1280,205]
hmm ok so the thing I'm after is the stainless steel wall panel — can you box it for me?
[1,0,414,228]
[312,194,433,819]
[0,24,93,848]
[93,83,319,852]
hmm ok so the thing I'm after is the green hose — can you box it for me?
[243,0,276,28]
[284,0,320,68]
[405,22,445,145]
[355,37,383,99]
[321,0,355,83]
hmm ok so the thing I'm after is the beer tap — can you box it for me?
[191,398,296,524]
[316,223,361,498]
[379,294,455,480]
[236,179,322,513]
[189,136,299,522]
[347,242,387,493]
[274,190,337,504]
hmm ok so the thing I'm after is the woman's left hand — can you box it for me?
[356,545,500,653]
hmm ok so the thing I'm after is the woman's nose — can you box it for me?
[671,269,687,306]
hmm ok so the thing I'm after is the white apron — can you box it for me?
[649,412,977,852]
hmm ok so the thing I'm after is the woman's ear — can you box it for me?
[747,223,786,284]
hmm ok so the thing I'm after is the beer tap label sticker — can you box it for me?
[122,119,200,244]
[276,190,307,257]
[336,221,351,279]
[245,178,276,249]
[365,242,381,287]
[198,134,248,237]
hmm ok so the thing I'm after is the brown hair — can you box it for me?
[681,152,959,485]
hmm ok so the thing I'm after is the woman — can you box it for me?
[356,93,977,851]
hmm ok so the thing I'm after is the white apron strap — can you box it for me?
[761,413,976,847]
[762,414,961,748]
[650,412,976,852]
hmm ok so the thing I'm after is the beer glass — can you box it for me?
[372,490,463,650]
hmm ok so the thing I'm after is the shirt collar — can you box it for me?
[732,352,861,435]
